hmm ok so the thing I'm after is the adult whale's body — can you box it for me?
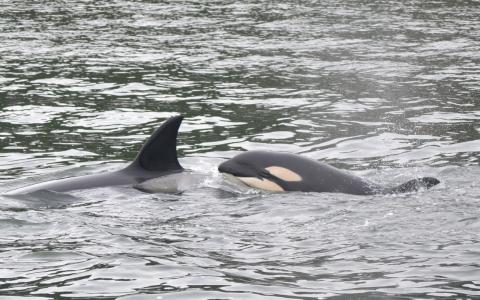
[6,115,185,195]
[218,151,440,194]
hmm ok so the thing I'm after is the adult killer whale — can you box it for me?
[6,115,185,195]
[218,150,440,195]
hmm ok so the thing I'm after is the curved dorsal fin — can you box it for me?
[128,115,184,172]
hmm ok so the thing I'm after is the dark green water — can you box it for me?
[1,1,480,299]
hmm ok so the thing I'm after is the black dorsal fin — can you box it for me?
[128,115,184,172]
[385,177,440,194]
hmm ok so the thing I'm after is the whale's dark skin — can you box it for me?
[218,151,440,195]
[6,115,185,195]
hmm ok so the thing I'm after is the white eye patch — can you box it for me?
[265,166,302,182]
[237,177,284,192]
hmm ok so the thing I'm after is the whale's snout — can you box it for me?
[218,160,230,174]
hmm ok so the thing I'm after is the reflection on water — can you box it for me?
[1,0,479,299]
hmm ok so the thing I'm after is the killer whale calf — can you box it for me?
[218,150,440,195]
[6,115,186,195]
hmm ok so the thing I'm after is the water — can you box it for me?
[1,0,480,299]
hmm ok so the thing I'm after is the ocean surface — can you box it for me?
[1,1,480,299]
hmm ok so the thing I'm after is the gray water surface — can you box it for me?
[1,1,480,299]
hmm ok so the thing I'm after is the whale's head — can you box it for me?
[218,151,303,192]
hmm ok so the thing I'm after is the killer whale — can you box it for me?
[6,115,185,195]
[218,150,440,195]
